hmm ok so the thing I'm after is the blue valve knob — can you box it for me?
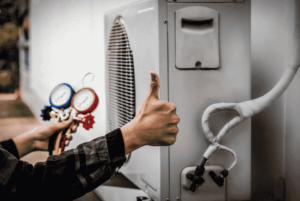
[41,106,52,121]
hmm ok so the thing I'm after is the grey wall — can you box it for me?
[252,0,300,200]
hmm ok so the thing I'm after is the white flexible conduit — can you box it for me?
[201,0,300,172]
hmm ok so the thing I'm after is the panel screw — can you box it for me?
[164,19,168,24]
[195,61,201,67]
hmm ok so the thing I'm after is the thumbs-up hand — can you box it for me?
[121,72,180,154]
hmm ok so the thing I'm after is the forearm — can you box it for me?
[12,129,36,158]
[1,129,125,201]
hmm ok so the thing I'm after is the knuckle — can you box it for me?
[169,126,179,134]
[169,103,177,111]
[172,116,180,124]
[168,136,177,145]
[160,100,168,107]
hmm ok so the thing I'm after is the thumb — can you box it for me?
[147,71,160,100]
[135,71,160,117]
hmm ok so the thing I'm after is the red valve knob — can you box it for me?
[82,114,95,130]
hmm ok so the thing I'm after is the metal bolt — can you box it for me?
[195,61,201,67]
[164,19,168,24]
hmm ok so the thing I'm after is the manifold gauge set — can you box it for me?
[40,73,99,155]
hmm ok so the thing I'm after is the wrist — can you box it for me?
[13,130,36,158]
[121,119,145,154]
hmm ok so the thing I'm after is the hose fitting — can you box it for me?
[187,158,207,192]
[209,169,229,187]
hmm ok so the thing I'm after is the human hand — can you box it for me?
[33,117,79,151]
[13,117,79,158]
[121,72,180,154]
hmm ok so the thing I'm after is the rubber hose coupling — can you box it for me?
[209,169,229,187]
[187,165,205,192]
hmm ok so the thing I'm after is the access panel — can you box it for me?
[176,6,220,69]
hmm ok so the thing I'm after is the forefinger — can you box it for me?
[71,121,79,133]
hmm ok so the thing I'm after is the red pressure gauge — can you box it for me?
[71,88,99,114]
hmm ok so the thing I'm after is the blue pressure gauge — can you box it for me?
[49,83,75,109]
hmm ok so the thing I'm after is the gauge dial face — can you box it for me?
[72,89,95,111]
[50,84,74,108]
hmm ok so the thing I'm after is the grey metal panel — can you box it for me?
[156,0,170,200]
[167,0,245,3]
[104,0,168,200]
[168,1,251,200]
[175,6,219,69]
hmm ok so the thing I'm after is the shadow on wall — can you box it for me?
[251,0,300,200]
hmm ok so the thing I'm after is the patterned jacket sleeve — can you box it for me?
[0,128,126,201]
[0,139,20,159]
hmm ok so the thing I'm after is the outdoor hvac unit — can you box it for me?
[105,0,251,200]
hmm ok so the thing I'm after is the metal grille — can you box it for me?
[107,17,135,132]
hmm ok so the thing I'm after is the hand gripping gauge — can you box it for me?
[41,83,74,121]
[60,88,99,152]
[41,83,75,155]
[71,88,99,130]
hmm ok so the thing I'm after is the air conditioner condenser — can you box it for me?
[103,0,251,200]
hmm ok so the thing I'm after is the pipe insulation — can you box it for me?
[201,0,300,171]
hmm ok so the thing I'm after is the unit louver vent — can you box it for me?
[107,17,135,132]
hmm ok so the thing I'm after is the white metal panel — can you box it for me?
[94,186,148,201]
[104,0,168,200]
[168,1,251,200]
[167,0,245,2]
